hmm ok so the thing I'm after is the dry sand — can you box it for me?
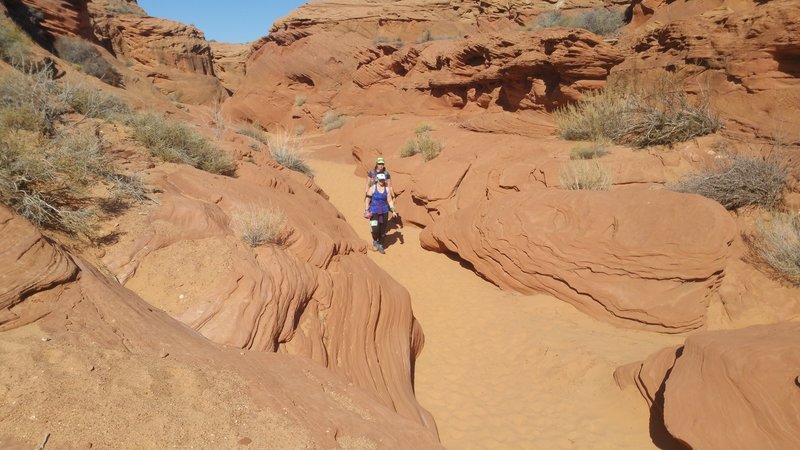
[310,158,685,450]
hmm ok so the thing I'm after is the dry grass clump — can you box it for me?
[560,160,612,191]
[268,130,313,176]
[237,207,287,247]
[294,95,306,107]
[754,212,800,285]
[400,132,443,161]
[554,73,721,147]
[54,37,123,87]
[669,155,787,210]
[0,15,30,65]
[238,124,269,145]
[321,111,346,132]
[415,123,433,134]
[531,8,625,36]
[128,113,234,175]
[570,141,609,160]
[59,83,130,120]
[0,66,66,134]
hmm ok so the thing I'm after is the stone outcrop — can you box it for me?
[101,162,437,432]
[210,41,250,93]
[618,0,800,142]
[0,205,443,448]
[615,322,800,449]
[419,189,737,332]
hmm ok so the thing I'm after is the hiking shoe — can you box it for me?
[378,244,385,254]
[372,240,378,251]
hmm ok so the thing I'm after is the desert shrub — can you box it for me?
[0,129,106,234]
[400,132,442,161]
[0,15,30,65]
[415,123,433,134]
[59,83,130,120]
[128,113,234,175]
[560,160,612,191]
[321,110,346,132]
[54,37,123,87]
[105,0,146,16]
[294,95,306,107]
[531,8,624,36]
[416,29,433,44]
[0,66,65,134]
[754,213,800,285]
[570,141,609,160]
[237,207,287,247]
[554,73,721,147]
[238,124,269,145]
[268,130,313,176]
[669,155,787,210]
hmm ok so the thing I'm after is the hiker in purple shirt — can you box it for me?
[363,172,396,254]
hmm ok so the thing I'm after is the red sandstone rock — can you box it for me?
[0,206,443,448]
[616,322,800,449]
[419,189,737,332]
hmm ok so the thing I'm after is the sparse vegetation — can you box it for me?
[105,0,146,16]
[237,207,287,247]
[238,124,269,145]
[321,110,346,132]
[554,73,721,147]
[294,95,306,107]
[560,160,612,191]
[530,8,625,36]
[570,140,609,160]
[59,83,130,120]
[373,36,404,47]
[0,15,30,65]
[54,37,123,87]
[415,123,433,134]
[669,155,787,210]
[400,132,443,162]
[416,29,433,44]
[268,130,313,176]
[128,113,235,175]
[0,66,66,135]
[754,212,800,285]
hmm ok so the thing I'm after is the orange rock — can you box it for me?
[420,189,737,332]
[616,323,800,449]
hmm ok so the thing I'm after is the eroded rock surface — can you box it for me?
[616,322,800,449]
[0,206,443,448]
[420,189,737,332]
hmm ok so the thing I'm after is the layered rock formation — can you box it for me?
[0,206,443,448]
[419,189,736,332]
[100,162,436,432]
[615,322,800,449]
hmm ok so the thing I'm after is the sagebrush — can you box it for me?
[669,155,786,210]
[531,8,625,36]
[54,37,123,86]
[129,113,235,175]
[560,160,612,191]
[554,73,721,147]
[401,132,442,162]
[321,111,346,132]
[754,213,800,285]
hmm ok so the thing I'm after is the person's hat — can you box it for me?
[376,157,385,164]
[376,173,387,180]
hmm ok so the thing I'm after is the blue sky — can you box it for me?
[137,1,308,43]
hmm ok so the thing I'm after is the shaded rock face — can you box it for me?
[354,29,623,112]
[615,323,800,449]
[101,164,436,433]
[0,206,443,448]
[7,0,93,41]
[419,189,736,332]
[209,41,250,92]
[619,0,800,142]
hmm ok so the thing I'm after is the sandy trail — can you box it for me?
[310,159,684,450]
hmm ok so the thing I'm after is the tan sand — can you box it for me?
[310,158,685,450]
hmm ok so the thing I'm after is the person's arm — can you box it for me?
[364,185,374,214]
[365,176,372,193]
[388,187,396,213]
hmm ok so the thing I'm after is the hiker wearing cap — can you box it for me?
[364,172,395,254]
[365,157,392,195]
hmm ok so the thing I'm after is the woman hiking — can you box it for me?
[364,172,395,254]
[365,157,393,199]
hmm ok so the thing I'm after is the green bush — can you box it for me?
[129,113,235,175]
[754,213,800,285]
[400,132,442,162]
[268,130,313,176]
[531,8,624,36]
[554,73,721,147]
[669,155,786,210]
[560,160,612,191]
[321,111,346,132]
[54,37,123,87]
